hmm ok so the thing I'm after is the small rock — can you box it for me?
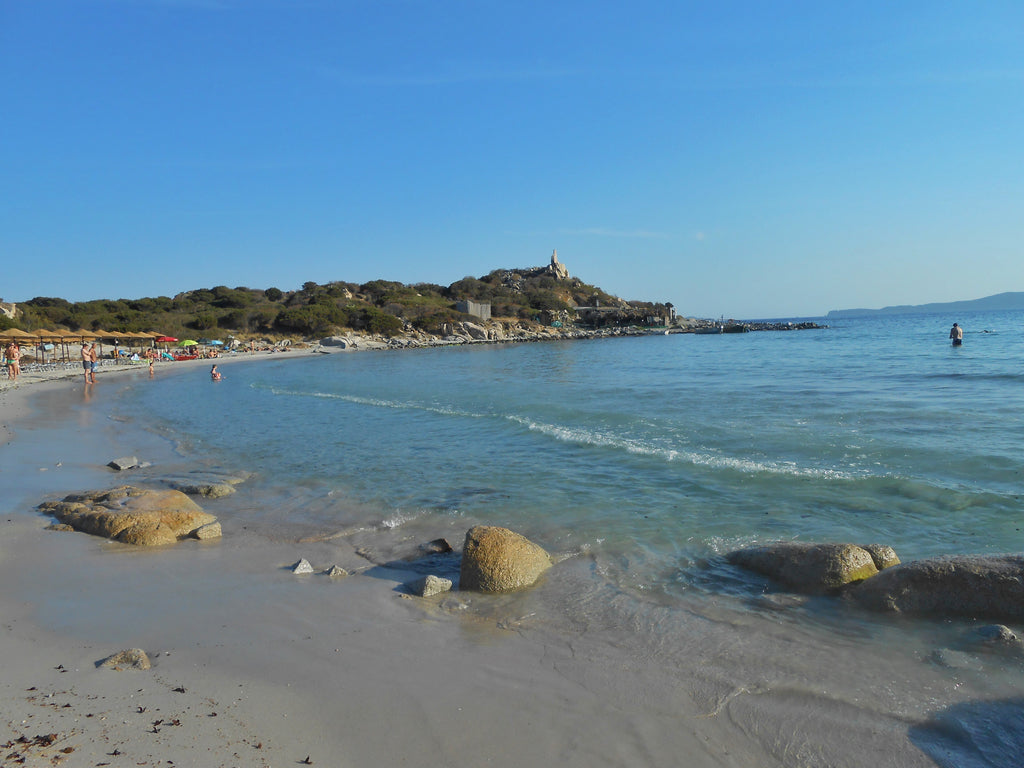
[976,624,1021,646]
[193,521,222,540]
[291,558,315,575]
[160,471,250,499]
[107,456,141,471]
[324,565,349,578]
[98,648,151,671]
[409,574,453,597]
[420,538,453,554]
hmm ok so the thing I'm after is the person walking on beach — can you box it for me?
[949,322,963,346]
[88,342,98,382]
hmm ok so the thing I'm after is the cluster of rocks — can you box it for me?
[726,541,1024,624]
[42,470,1019,629]
[285,525,553,598]
[106,456,252,499]
[289,558,349,579]
[314,323,676,354]
[310,314,827,354]
[39,457,248,545]
[678,319,827,334]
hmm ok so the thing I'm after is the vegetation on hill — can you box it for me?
[5,267,672,341]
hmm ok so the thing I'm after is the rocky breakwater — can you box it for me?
[459,525,552,593]
[727,541,1024,624]
[39,485,221,546]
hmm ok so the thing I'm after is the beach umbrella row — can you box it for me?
[0,329,174,362]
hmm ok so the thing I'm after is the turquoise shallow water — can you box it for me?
[120,310,1024,583]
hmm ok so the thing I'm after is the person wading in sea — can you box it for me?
[949,322,963,346]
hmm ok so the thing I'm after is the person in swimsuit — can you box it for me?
[81,341,92,382]
[210,365,221,381]
[88,343,98,382]
[6,342,20,380]
[4,342,16,380]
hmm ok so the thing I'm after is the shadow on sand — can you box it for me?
[909,696,1024,768]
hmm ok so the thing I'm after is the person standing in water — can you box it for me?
[210,365,221,381]
[81,341,91,383]
[949,322,963,346]
[88,343,98,382]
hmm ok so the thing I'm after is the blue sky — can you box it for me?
[2,0,1022,318]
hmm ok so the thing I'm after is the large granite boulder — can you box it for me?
[39,485,219,546]
[727,542,888,594]
[460,526,552,593]
[849,555,1024,622]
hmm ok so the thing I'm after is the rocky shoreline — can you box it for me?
[311,317,827,352]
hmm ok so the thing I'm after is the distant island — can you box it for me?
[827,292,1024,319]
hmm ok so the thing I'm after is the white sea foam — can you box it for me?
[266,386,483,419]
[505,414,855,479]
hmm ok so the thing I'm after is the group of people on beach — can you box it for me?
[3,341,21,380]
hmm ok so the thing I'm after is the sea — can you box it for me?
[35,310,1024,765]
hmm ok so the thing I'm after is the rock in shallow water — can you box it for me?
[158,470,251,499]
[409,574,453,597]
[848,554,1024,622]
[726,542,885,594]
[459,525,552,593]
[107,456,142,471]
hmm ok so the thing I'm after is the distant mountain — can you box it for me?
[827,292,1024,319]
